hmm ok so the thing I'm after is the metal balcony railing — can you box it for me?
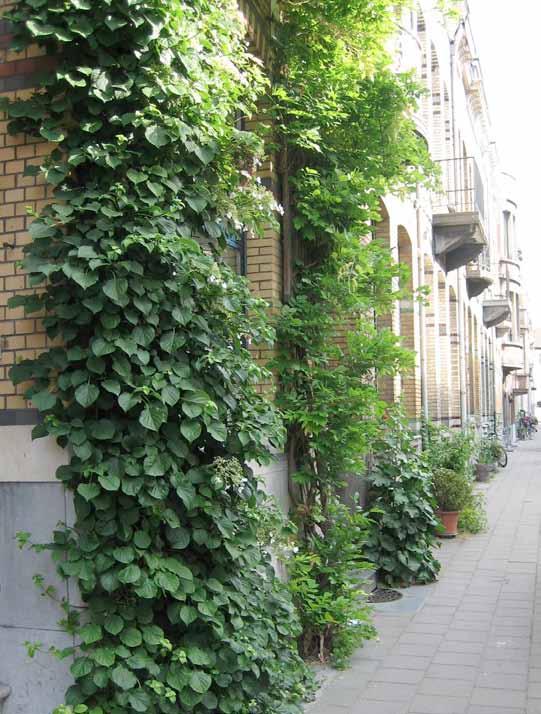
[433,156,485,221]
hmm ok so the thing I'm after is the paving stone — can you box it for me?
[418,677,474,697]
[433,652,482,667]
[350,700,410,714]
[408,694,469,713]
[362,681,417,702]
[476,672,527,690]
[470,687,527,709]
[466,706,526,714]
[426,664,478,681]
[371,668,425,684]
[526,700,541,714]
[382,655,431,670]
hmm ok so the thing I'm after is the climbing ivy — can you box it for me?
[5,1,311,712]
[271,0,436,661]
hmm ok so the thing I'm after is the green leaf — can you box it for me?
[102,379,121,396]
[112,546,135,564]
[163,558,192,581]
[142,625,164,646]
[40,124,65,143]
[111,665,137,691]
[189,670,212,694]
[75,383,99,408]
[98,473,120,491]
[139,403,168,432]
[175,482,197,510]
[155,571,179,593]
[93,647,115,667]
[134,531,151,549]
[120,627,142,648]
[77,483,100,501]
[118,392,139,412]
[181,420,201,443]
[81,119,103,133]
[31,389,57,411]
[162,385,180,406]
[208,421,227,442]
[128,690,151,713]
[104,615,124,636]
[29,221,56,239]
[79,623,102,645]
[26,19,56,36]
[127,169,148,184]
[187,646,212,666]
[118,564,141,584]
[180,606,198,626]
[145,125,169,148]
[93,420,115,440]
[103,278,128,306]
[71,657,93,678]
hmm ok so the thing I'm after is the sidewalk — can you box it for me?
[307,436,541,714]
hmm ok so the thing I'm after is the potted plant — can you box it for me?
[432,467,473,538]
[475,440,494,482]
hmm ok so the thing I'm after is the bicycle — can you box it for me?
[486,432,508,468]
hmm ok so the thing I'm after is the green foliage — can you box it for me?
[287,503,376,669]
[365,413,441,587]
[423,422,476,477]
[458,493,488,535]
[432,468,473,513]
[476,436,501,465]
[271,0,435,661]
[5,1,311,711]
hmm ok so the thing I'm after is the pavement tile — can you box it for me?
[382,655,431,671]
[408,694,469,713]
[371,668,425,685]
[362,681,417,702]
[418,677,474,697]
[351,700,410,714]
[426,664,478,681]
[476,672,527,690]
[466,706,526,714]
[470,687,527,709]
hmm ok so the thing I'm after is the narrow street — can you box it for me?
[308,436,541,714]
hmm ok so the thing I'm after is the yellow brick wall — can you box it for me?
[0,2,56,411]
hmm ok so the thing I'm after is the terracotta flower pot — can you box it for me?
[437,510,460,538]
[475,463,491,482]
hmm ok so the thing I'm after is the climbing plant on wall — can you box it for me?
[5,0,311,712]
[272,0,437,662]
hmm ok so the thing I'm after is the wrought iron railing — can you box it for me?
[433,156,485,220]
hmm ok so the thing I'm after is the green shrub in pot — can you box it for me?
[432,467,473,513]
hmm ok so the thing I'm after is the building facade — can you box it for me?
[0,1,537,711]
[379,1,536,443]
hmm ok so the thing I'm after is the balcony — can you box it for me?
[502,341,524,373]
[499,256,521,290]
[495,319,512,339]
[483,297,511,329]
[466,252,492,298]
[433,157,487,272]
[513,373,529,396]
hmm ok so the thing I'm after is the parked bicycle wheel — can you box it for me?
[496,445,508,468]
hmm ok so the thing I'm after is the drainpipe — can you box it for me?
[417,189,429,423]
[450,11,469,426]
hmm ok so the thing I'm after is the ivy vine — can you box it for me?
[271,0,436,661]
[5,1,310,712]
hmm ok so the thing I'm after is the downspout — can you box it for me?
[417,188,429,423]
[450,12,469,426]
